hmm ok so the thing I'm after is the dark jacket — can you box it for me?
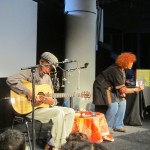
[93,65,125,105]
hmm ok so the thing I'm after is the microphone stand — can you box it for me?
[62,63,89,72]
[57,63,88,108]
[77,61,80,91]
[30,67,36,150]
[21,66,39,150]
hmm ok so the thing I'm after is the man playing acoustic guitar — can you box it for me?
[6,52,75,150]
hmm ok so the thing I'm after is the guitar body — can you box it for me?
[11,82,52,115]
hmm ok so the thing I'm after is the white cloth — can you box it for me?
[27,106,75,148]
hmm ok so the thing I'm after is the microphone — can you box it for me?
[84,63,89,68]
[21,65,41,70]
[21,64,53,70]
[52,65,57,78]
[52,65,57,72]
[51,65,60,91]
[62,59,77,63]
[80,63,89,69]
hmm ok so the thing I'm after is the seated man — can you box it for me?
[6,52,75,149]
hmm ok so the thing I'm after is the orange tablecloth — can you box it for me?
[72,113,114,143]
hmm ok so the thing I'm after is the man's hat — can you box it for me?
[41,52,58,67]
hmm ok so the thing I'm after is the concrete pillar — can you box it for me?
[64,0,97,110]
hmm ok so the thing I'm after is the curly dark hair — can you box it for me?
[66,132,88,142]
[62,132,108,150]
[61,141,108,150]
[0,129,25,150]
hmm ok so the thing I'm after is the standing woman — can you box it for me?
[93,52,144,132]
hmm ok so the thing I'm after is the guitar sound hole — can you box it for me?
[37,92,45,96]
[26,96,30,101]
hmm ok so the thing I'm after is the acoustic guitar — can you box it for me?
[10,81,91,115]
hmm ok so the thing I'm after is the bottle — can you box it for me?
[63,100,68,107]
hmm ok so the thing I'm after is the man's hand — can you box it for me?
[27,91,43,106]
[38,95,57,106]
[34,96,43,106]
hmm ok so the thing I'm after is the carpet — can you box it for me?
[101,130,150,150]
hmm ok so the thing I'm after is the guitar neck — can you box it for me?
[51,93,78,98]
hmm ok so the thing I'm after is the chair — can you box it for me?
[12,115,53,150]
[12,115,33,150]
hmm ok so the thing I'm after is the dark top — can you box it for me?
[93,65,126,105]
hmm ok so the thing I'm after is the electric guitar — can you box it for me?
[10,81,91,115]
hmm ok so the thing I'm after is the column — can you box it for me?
[64,0,97,110]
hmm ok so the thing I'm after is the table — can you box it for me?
[124,86,150,126]
[72,113,114,143]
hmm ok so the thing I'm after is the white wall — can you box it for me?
[0,0,37,77]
